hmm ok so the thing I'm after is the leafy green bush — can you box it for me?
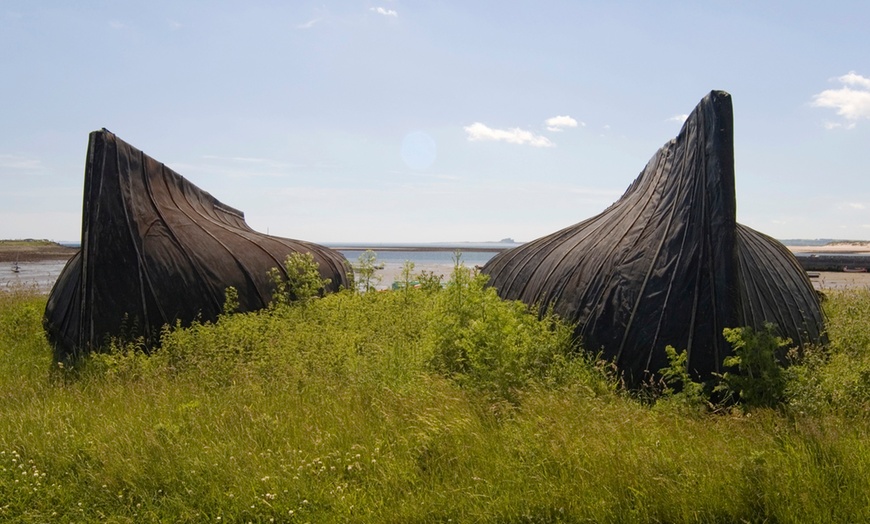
[715,324,789,409]
[267,252,332,305]
[352,249,382,293]
[424,259,579,404]
[416,269,444,293]
[657,345,709,413]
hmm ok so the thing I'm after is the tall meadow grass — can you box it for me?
[1,276,869,522]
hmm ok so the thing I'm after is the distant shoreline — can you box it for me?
[2,238,869,261]
[329,245,512,253]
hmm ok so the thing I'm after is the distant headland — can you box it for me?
[0,239,79,262]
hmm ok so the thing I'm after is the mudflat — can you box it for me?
[0,240,79,262]
[786,242,870,254]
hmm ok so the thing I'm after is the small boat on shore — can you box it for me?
[482,90,825,385]
[843,266,868,273]
[44,129,351,361]
[391,280,420,290]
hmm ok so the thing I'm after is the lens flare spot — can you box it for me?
[401,131,436,170]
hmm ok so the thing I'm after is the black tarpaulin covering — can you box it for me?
[482,91,824,383]
[45,129,351,359]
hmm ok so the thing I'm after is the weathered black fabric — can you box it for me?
[45,129,351,359]
[482,91,824,383]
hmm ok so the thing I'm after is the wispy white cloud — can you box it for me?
[297,18,319,29]
[370,7,398,17]
[108,20,125,30]
[170,155,304,179]
[823,121,857,130]
[812,71,870,128]
[168,19,182,30]
[201,155,273,164]
[403,171,462,182]
[464,123,554,148]
[668,114,689,123]
[545,115,582,132]
[0,154,43,171]
[842,202,866,210]
[175,155,344,179]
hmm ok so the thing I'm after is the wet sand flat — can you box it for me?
[786,243,870,254]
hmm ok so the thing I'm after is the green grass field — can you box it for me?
[2,264,869,522]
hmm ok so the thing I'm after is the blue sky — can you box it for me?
[2,1,868,243]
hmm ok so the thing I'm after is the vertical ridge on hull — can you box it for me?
[482,91,824,384]
[44,130,351,360]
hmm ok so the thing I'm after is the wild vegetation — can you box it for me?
[1,256,869,522]
[0,239,59,247]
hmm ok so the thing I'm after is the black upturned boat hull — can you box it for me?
[45,130,351,360]
[482,91,825,383]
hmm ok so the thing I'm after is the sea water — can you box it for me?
[1,259,70,293]
[337,248,501,289]
[0,246,506,293]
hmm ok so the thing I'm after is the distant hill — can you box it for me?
[0,239,79,262]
